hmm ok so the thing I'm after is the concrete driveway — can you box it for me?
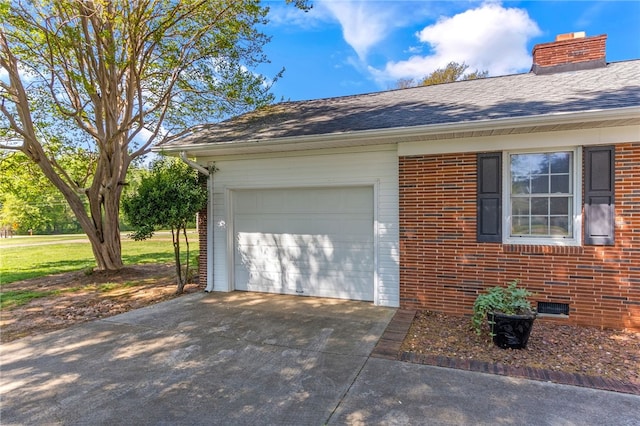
[2,292,639,425]
[1,292,394,425]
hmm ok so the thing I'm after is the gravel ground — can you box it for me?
[400,310,640,385]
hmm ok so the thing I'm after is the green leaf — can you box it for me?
[471,280,533,335]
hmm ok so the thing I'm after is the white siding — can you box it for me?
[204,146,399,307]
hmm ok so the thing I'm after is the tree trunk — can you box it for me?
[26,143,127,271]
[183,225,190,289]
[2,35,127,271]
[172,227,186,294]
[86,224,123,271]
[83,152,126,271]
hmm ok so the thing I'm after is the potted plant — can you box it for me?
[472,280,536,349]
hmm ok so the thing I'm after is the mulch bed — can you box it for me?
[372,309,640,395]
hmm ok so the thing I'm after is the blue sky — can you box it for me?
[258,0,640,101]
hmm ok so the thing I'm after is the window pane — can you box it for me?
[531,175,549,193]
[551,175,569,193]
[512,216,529,235]
[531,216,548,235]
[531,198,548,215]
[512,198,529,215]
[550,197,569,215]
[534,155,550,174]
[511,176,529,194]
[550,217,570,236]
[512,153,548,175]
[550,153,570,173]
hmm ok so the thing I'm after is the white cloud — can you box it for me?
[318,1,394,60]
[265,1,543,93]
[315,0,447,60]
[371,2,541,83]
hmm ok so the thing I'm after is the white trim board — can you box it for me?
[208,150,400,307]
[398,125,640,156]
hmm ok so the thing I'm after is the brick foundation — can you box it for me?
[399,143,640,331]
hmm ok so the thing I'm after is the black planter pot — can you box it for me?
[487,311,536,349]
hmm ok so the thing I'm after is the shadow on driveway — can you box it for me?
[2,292,639,425]
[1,292,394,425]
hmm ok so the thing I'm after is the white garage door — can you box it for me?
[233,187,374,301]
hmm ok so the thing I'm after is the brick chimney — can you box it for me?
[531,32,607,75]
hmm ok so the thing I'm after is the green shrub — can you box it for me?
[471,280,533,335]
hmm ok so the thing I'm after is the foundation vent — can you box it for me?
[537,302,570,316]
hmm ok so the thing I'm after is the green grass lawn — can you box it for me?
[0,232,199,285]
[0,234,92,246]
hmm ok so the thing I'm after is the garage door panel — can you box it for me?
[236,233,372,251]
[236,188,369,214]
[235,242,373,273]
[235,193,259,212]
[233,187,374,301]
[237,271,373,300]
[236,270,287,294]
[344,190,374,211]
[241,268,374,282]
[340,218,375,241]
[236,214,372,241]
[236,233,336,254]
[261,192,286,213]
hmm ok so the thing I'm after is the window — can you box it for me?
[477,146,613,246]
[504,148,581,245]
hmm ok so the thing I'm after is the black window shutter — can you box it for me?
[477,153,502,242]
[584,146,615,245]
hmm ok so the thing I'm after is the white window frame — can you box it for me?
[503,147,582,246]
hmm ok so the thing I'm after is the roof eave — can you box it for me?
[156,106,640,157]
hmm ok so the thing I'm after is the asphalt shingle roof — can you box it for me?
[166,60,640,147]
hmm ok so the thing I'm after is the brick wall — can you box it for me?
[532,34,606,68]
[398,142,640,331]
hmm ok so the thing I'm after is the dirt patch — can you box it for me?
[401,310,640,385]
[1,264,203,342]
